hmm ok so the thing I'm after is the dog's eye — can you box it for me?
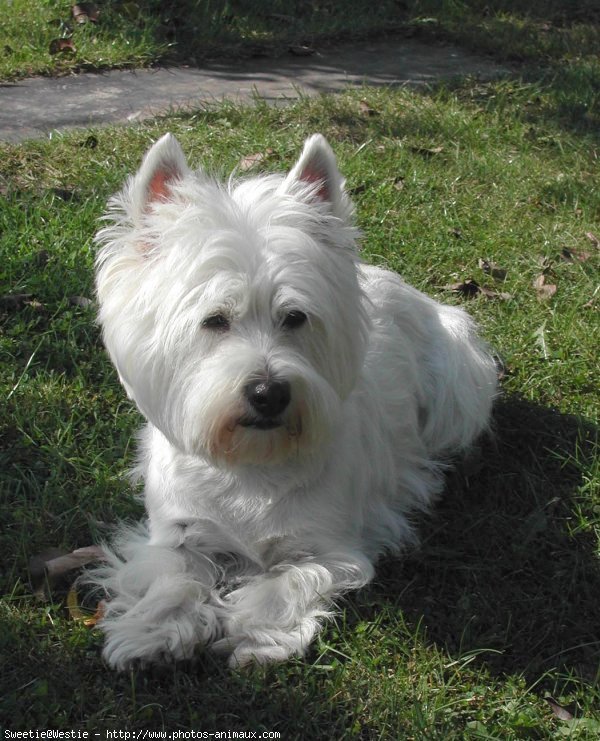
[202,313,230,331]
[281,310,307,330]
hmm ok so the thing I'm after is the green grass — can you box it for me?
[1,78,599,735]
[0,0,406,80]
[1,0,599,88]
[3,5,598,736]
[408,0,600,130]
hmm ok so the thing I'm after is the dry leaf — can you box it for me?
[67,586,86,620]
[444,279,482,298]
[29,545,107,598]
[67,589,105,626]
[544,696,574,721]
[238,148,274,171]
[72,3,99,24]
[479,286,513,301]
[538,255,554,272]
[47,546,107,578]
[533,274,557,300]
[80,134,98,149]
[410,145,444,157]
[49,38,76,55]
[444,279,511,301]
[359,100,379,117]
[560,247,591,263]
[84,600,106,627]
[29,547,66,598]
[478,258,507,281]
[585,231,600,249]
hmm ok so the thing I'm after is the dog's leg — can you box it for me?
[88,522,225,670]
[212,550,375,667]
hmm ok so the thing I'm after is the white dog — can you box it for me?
[90,133,497,669]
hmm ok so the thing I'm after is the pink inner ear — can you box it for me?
[300,166,330,203]
[147,167,178,204]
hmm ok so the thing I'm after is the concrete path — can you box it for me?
[0,38,509,142]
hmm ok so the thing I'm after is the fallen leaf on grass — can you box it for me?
[445,279,481,298]
[238,148,274,171]
[410,145,444,157]
[67,588,105,626]
[533,273,557,300]
[560,247,591,263]
[80,134,98,149]
[29,545,107,598]
[443,279,512,301]
[478,258,507,281]
[359,100,379,117]
[72,3,99,24]
[585,231,599,249]
[544,696,574,721]
[49,38,76,55]
[479,286,513,300]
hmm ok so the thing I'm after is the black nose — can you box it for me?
[244,379,291,418]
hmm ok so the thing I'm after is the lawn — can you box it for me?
[0,0,407,80]
[1,2,599,738]
[1,0,599,88]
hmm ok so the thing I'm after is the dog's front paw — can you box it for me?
[102,617,184,670]
[100,601,222,671]
[228,639,297,668]
[212,623,314,668]
[212,634,297,668]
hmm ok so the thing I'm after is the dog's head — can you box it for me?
[95,134,368,467]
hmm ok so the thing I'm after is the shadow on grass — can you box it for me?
[0,395,597,728]
[131,0,407,62]
[367,395,599,687]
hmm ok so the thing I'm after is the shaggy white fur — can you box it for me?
[88,133,498,670]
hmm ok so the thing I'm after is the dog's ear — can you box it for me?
[284,134,349,219]
[130,133,190,218]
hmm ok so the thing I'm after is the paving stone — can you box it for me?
[0,38,509,142]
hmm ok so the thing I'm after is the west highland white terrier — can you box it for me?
[90,133,497,670]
